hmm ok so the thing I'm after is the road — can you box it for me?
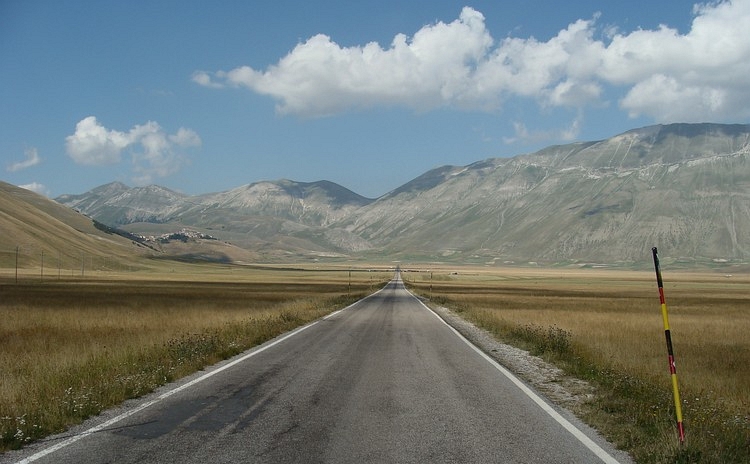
[5,276,629,463]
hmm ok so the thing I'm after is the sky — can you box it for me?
[2,0,750,199]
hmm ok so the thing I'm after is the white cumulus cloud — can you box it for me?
[600,0,750,121]
[196,7,494,116]
[195,1,750,123]
[65,116,131,165]
[65,116,201,184]
[7,147,41,172]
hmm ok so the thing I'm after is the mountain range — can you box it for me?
[55,123,750,268]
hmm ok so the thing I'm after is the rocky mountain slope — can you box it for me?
[55,123,750,267]
[349,123,750,264]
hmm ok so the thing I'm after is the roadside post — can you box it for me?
[430,271,433,299]
[651,247,686,444]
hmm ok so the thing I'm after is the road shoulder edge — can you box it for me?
[404,289,634,464]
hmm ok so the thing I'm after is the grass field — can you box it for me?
[3,263,748,462]
[0,266,391,451]
[404,267,750,464]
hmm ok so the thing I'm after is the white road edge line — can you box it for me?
[15,290,379,464]
[405,285,622,464]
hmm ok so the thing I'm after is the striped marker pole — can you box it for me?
[651,247,686,444]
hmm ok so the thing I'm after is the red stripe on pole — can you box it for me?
[668,355,676,375]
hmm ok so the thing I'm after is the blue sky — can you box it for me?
[3,1,749,199]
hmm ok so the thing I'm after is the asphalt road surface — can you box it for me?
[5,276,629,464]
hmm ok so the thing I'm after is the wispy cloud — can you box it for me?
[19,182,49,196]
[503,114,583,145]
[7,147,41,172]
[191,71,224,89]
[65,116,201,184]
[194,2,750,123]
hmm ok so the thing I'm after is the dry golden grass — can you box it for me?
[0,267,391,451]
[405,267,750,463]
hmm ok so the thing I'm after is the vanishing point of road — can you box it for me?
[5,275,631,464]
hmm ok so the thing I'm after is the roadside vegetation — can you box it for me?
[405,268,750,463]
[0,267,390,451]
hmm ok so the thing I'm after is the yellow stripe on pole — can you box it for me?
[661,303,670,330]
[672,374,683,423]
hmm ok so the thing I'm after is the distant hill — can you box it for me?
[0,181,150,272]
[57,179,374,261]
[55,181,188,226]
[54,123,750,268]
[0,181,265,271]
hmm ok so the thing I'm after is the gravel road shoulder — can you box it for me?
[427,303,594,408]
[425,301,635,464]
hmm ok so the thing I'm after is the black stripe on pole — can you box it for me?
[665,330,675,358]
[652,247,664,289]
